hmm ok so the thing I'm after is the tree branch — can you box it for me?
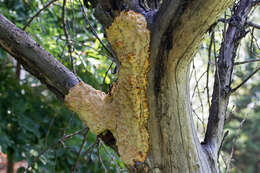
[62,0,75,73]
[0,13,79,99]
[231,66,260,93]
[71,128,89,173]
[234,58,260,65]
[0,12,120,157]
[78,0,119,65]
[247,21,260,29]
[204,0,254,157]
[26,127,88,172]
[23,0,58,30]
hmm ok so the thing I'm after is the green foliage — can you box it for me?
[0,0,116,91]
[0,55,125,172]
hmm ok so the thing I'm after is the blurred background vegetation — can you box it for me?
[0,0,259,172]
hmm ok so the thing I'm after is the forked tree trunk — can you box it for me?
[2,0,254,172]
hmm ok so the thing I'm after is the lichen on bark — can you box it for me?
[65,11,150,165]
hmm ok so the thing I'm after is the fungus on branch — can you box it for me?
[65,11,150,165]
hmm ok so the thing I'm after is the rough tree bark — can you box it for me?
[0,0,256,172]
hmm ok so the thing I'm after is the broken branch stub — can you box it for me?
[65,11,150,165]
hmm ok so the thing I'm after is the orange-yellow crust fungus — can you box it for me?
[65,11,150,166]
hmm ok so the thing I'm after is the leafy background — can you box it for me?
[0,0,259,172]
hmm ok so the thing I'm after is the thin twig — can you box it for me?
[97,139,108,173]
[189,60,194,81]
[78,0,117,61]
[225,115,247,173]
[251,33,260,50]
[19,0,58,79]
[234,58,260,65]
[102,62,113,91]
[250,51,260,59]
[63,113,74,136]
[213,30,221,110]
[217,130,229,170]
[45,116,56,146]
[231,66,260,93]
[23,0,58,30]
[220,152,228,171]
[62,0,76,73]
[222,12,227,59]
[249,28,254,57]
[218,130,229,158]
[25,128,88,172]
[191,61,206,131]
[191,67,207,98]
[192,109,206,129]
[99,139,125,172]
[206,32,214,108]
[71,128,89,173]
[81,139,99,163]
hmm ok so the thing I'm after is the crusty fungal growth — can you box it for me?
[65,11,150,165]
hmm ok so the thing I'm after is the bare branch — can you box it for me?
[249,28,255,56]
[192,109,206,131]
[16,0,59,78]
[81,139,99,162]
[78,0,119,66]
[71,128,89,173]
[217,17,260,30]
[207,33,214,104]
[225,115,247,173]
[62,0,75,73]
[204,0,254,155]
[218,130,229,158]
[97,139,108,173]
[246,21,260,29]
[45,116,56,146]
[231,66,260,93]
[234,58,260,65]
[26,127,88,172]
[99,140,126,171]
[23,0,58,30]
[0,13,79,99]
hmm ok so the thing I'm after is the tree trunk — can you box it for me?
[143,0,235,172]
[146,53,212,172]
[2,0,254,172]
